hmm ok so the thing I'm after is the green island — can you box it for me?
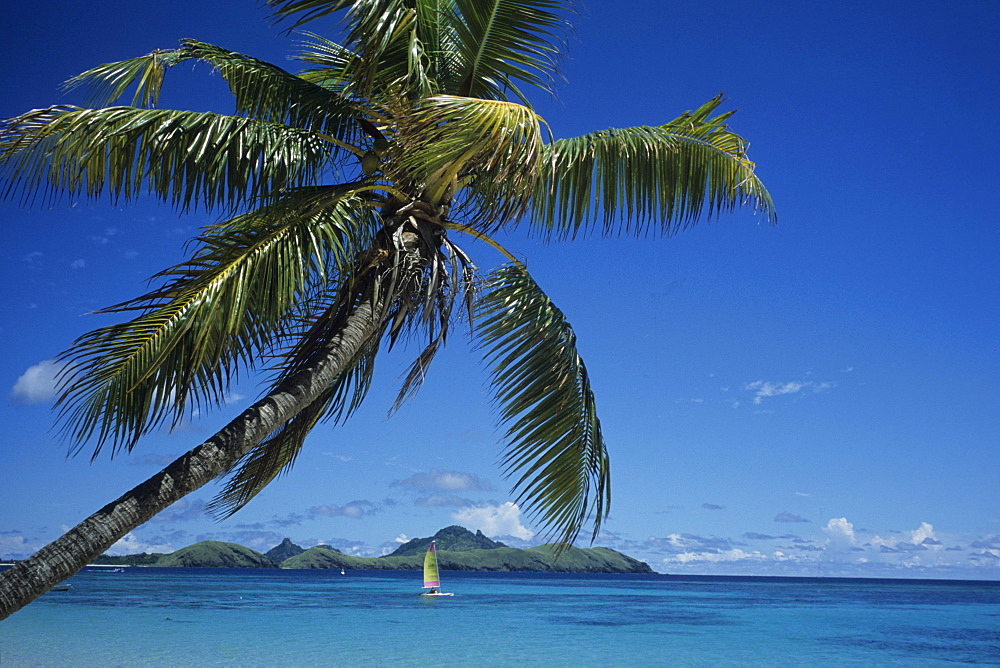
[89,526,654,574]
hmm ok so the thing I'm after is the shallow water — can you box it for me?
[2,568,998,666]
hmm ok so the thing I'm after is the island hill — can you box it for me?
[92,525,654,574]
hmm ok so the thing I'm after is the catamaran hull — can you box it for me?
[420,592,454,597]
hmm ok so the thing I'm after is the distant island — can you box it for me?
[90,525,654,574]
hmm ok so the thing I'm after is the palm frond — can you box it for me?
[0,106,333,209]
[389,231,477,412]
[295,32,360,91]
[451,0,574,101]
[279,0,571,103]
[475,263,610,547]
[265,0,357,30]
[65,40,358,138]
[207,397,325,519]
[208,334,381,518]
[54,191,376,456]
[414,0,465,93]
[395,95,544,219]
[528,96,776,239]
[275,1,426,98]
[61,49,177,109]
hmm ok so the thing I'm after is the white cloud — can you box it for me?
[107,532,175,556]
[745,379,835,404]
[11,360,66,404]
[656,533,734,551]
[610,523,998,578]
[0,534,32,560]
[70,258,86,269]
[665,533,694,548]
[910,521,936,545]
[453,502,534,540]
[308,500,376,519]
[664,548,784,564]
[396,469,492,492]
[870,522,942,552]
[823,517,856,545]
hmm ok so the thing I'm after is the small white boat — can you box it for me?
[420,541,453,597]
[50,584,72,592]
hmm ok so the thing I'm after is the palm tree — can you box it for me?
[0,0,774,619]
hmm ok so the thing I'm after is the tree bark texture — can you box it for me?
[0,297,384,620]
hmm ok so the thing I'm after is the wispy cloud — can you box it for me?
[666,547,783,565]
[415,494,475,508]
[598,518,997,579]
[89,227,118,244]
[745,380,835,405]
[151,498,208,523]
[107,531,176,556]
[308,500,378,519]
[395,469,493,492]
[268,513,305,527]
[775,512,810,523]
[0,533,35,560]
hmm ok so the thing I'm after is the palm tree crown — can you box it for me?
[0,0,774,575]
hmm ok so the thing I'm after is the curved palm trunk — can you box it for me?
[0,297,384,620]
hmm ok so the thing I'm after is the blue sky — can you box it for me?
[2,1,997,579]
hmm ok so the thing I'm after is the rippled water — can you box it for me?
[2,568,997,665]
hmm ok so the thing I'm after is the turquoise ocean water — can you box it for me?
[1,567,997,666]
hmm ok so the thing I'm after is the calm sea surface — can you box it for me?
[1,568,997,666]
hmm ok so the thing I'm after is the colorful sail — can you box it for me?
[423,542,441,588]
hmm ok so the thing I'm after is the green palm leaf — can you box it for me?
[413,0,465,93]
[273,1,425,98]
[451,0,572,101]
[55,191,375,455]
[476,263,610,547]
[295,33,361,92]
[529,96,777,239]
[0,106,335,210]
[65,40,358,138]
[396,95,544,216]
[208,334,381,518]
[388,231,478,411]
[265,0,359,29]
[274,1,574,102]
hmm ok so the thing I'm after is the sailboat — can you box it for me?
[420,541,453,597]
